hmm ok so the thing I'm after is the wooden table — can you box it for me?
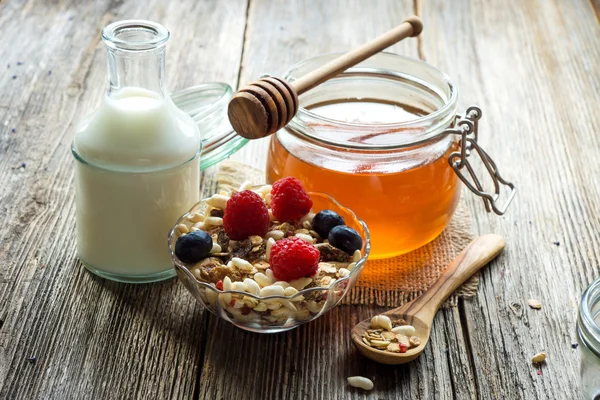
[1,0,598,399]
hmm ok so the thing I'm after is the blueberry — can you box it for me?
[328,225,362,255]
[175,230,213,264]
[313,210,345,237]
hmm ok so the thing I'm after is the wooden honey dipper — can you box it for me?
[227,16,423,140]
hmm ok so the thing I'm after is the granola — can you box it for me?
[173,183,364,327]
[361,314,421,354]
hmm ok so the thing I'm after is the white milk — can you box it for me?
[73,87,200,280]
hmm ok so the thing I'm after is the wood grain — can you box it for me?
[199,304,472,400]
[228,90,271,139]
[0,0,598,399]
[421,0,600,398]
[0,0,247,399]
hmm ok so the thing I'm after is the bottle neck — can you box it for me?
[106,46,167,97]
[101,20,170,98]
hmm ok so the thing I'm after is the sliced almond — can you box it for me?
[369,340,391,348]
[396,334,410,347]
[387,342,401,353]
[318,263,338,274]
[249,235,263,246]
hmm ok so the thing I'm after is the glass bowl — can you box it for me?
[168,187,371,333]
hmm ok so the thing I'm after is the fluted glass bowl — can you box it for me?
[168,188,370,333]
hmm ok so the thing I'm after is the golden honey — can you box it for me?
[266,100,461,259]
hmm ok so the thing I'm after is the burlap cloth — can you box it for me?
[216,160,478,308]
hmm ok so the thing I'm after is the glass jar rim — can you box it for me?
[283,52,458,150]
[579,276,600,355]
[102,20,170,52]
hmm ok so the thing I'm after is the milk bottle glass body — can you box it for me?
[72,21,201,283]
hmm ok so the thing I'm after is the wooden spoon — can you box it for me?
[351,234,506,365]
[228,16,423,140]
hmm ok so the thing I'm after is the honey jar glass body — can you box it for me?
[578,277,600,399]
[266,53,460,259]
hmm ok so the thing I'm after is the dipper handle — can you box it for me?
[228,16,423,140]
[292,16,422,94]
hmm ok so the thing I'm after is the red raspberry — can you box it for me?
[271,177,313,222]
[223,190,270,240]
[269,237,319,281]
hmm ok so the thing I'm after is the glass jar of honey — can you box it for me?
[266,53,515,259]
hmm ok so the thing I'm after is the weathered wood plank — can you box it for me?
[200,304,471,400]
[0,0,597,398]
[0,0,247,399]
[203,1,477,399]
[421,0,600,398]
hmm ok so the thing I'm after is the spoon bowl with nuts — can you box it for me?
[351,234,506,364]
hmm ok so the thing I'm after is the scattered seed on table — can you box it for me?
[553,241,560,246]
[532,352,546,364]
[11,128,16,133]
[11,75,16,79]
[27,356,36,364]
[347,376,374,390]
[572,343,578,349]
[16,61,22,66]
[527,299,542,309]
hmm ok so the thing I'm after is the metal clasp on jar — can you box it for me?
[445,106,516,215]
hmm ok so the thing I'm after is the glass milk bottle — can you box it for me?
[72,20,201,283]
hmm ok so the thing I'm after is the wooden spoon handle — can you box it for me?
[398,234,506,322]
[290,16,423,95]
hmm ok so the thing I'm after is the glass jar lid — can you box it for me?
[171,82,247,170]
